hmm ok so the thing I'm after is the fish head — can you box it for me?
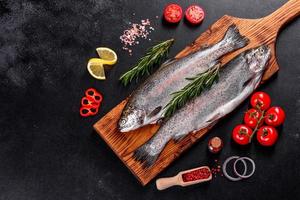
[246,45,271,74]
[242,45,271,88]
[118,105,145,132]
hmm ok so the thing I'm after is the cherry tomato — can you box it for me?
[265,106,286,127]
[250,91,271,110]
[232,124,253,145]
[244,108,263,129]
[257,126,278,146]
[163,4,183,23]
[185,5,205,25]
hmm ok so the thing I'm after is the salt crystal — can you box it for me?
[120,18,154,54]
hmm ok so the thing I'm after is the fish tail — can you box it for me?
[133,143,160,168]
[223,24,249,49]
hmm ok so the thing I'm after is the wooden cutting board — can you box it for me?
[94,0,300,186]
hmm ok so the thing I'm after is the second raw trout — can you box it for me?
[134,45,271,167]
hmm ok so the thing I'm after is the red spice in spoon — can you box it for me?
[182,167,211,182]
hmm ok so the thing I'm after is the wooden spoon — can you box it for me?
[156,166,212,190]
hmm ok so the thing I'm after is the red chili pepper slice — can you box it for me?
[80,88,103,117]
[85,88,103,104]
[182,168,211,182]
[81,96,99,108]
[80,105,99,117]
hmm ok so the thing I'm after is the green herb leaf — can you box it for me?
[119,39,174,86]
[164,63,221,119]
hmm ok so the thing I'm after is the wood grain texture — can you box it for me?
[94,0,300,186]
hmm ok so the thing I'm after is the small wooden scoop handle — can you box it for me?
[156,175,180,190]
[265,0,300,31]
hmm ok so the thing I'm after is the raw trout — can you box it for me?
[134,45,271,167]
[118,24,249,132]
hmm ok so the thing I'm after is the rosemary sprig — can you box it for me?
[164,63,221,119]
[119,39,174,86]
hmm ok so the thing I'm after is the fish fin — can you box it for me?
[160,58,176,68]
[156,118,164,125]
[206,112,222,124]
[147,106,162,118]
[242,77,254,88]
[200,43,211,50]
[133,144,159,168]
[223,24,249,49]
[194,117,220,133]
[173,132,187,143]
[206,120,218,129]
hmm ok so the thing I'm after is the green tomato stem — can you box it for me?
[249,109,265,142]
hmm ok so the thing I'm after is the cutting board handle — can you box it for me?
[265,0,300,30]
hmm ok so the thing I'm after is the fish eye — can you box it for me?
[121,119,126,125]
[259,48,264,54]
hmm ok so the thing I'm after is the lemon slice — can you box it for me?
[87,58,106,80]
[96,47,117,65]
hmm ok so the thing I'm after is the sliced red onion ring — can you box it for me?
[222,156,247,181]
[233,157,255,179]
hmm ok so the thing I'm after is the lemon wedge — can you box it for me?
[96,47,117,65]
[87,58,106,80]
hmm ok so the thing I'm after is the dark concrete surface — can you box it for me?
[0,0,299,199]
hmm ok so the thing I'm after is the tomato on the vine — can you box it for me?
[250,91,271,110]
[232,124,253,145]
[244,108,263,129]
[257,126,278,146]
[265,106,286,127]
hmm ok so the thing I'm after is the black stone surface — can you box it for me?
[0,0,299,199]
